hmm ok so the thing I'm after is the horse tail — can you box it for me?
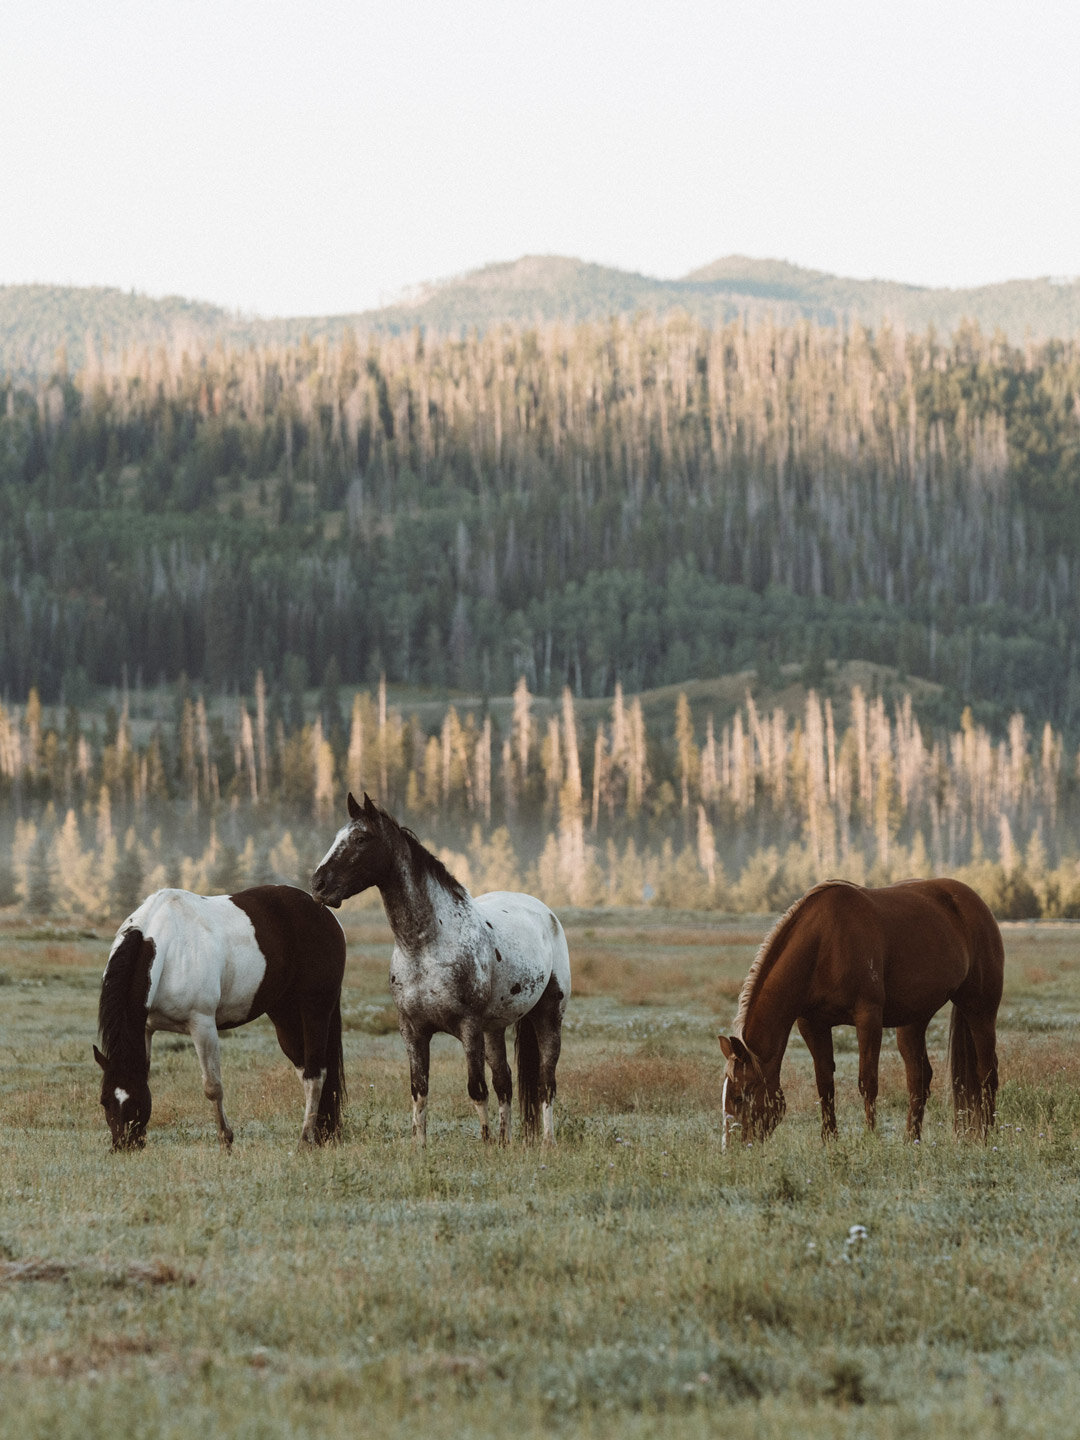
[947,1005,993,1136]
[315,995,347,1143]
[516,1014,541,1143]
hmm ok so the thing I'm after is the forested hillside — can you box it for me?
[2,314,1079,730]
[4,256,1080,375]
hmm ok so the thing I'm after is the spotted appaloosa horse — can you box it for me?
[718,878,1003,1147]
[94,885,346,1150]
[312,793,571,1146]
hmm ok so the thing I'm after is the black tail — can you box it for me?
[314,997,347,1143]
[515,1015,541,1143]
[948,1005,996,1137]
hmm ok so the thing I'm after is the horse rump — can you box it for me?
[947,1005,997,1137]
[515,1014,541,1143]
[312,995,347,1143]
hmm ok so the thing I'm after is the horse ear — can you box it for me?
[93,1044,107,1070]
[347,792,361,820]
[362,792,378,818]
[719,1034,753,1065]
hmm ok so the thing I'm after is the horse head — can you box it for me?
[93,1044,152,1150]
[717,1034,785,1147]
[311,792,394,908]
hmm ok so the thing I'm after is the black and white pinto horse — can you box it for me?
[312,794,571,1146]
[94,885,346,1150]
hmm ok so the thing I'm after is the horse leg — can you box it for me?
[896,1021,933,1140]
[797,1017,837,1139]
[268,1011,318,1147]
[462,1023,491,1142]
[400,1023,432,1145]
[484,1030,513,1145]
[854,1004,883,1131]
[970,1013,999,1135]
[189,1013,234,1147]
[295,1003,335,1146]
[531,985,564,1146]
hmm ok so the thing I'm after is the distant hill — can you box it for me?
[3,255,1080,375]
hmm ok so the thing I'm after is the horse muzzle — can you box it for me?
[310,871,341,908]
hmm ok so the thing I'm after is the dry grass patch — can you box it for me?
[1023,965,1054,985]
[0,1257,192,1287]
[998,1034,1080,1089]
[8,1333,157,1380]
[568,1052,720,1112]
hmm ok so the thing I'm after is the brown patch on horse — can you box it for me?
[230,885,346,1021]
[229,886,348,1137]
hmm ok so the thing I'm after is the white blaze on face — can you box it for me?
[114,1087,130,1106]
[721,1075,732,1152]
[317,825,351,871]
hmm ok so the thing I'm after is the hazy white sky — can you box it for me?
[4,0,1079,316]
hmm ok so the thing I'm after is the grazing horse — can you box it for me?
[311,793,570,1146]
[94,885,346,1150]
[718,878,1003,1146]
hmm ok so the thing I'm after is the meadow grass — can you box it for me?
[2,909,1080,1438]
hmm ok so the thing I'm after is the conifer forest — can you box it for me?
[2,312,1080,919]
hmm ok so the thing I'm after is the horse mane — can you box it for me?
[98,927,154,1073]
[370,801,470,905]
[733,879,862,1035]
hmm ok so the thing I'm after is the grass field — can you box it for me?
[2,907,1080,1439]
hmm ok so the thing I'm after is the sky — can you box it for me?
[4,0,1079,317]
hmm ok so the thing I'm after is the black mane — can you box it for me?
[98,928,154,1073]
[372,803,469,904]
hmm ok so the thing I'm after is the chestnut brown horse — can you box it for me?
[718,878,1003,1145]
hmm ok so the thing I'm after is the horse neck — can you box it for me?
[741,939,811,1073]
[110,1044,149,1087]
[378,846,467,960]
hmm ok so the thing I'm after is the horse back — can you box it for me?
[130,886,344,1029]
[802,879,1002,1022]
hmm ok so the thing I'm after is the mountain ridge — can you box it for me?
[3,254,1080,375]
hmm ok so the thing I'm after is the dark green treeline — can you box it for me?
[2,316,1079,725]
